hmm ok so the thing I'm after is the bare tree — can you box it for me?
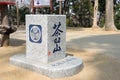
[105,0,117,31]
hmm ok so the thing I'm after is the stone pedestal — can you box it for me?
[10,15,83,78]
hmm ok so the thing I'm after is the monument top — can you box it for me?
[0,0,15,4]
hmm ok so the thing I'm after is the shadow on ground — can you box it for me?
[0,32,120,80]
[10,38,26,46]
[67,34,120,59]
[0,38,26,46]
[0,38,25,63]
[66,33,120,80]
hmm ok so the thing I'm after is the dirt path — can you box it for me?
[0,28,120,80]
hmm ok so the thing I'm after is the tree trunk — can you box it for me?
[105,0,117,31]
[92,0,99,28]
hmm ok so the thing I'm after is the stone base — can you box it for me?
[10,53,83,78]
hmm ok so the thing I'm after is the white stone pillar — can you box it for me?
[26,15,66,63]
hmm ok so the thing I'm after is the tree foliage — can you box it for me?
[8,0,120,29]
[19,6,30,24]
[115,1,120,29]
[64,0,93,27]
[9,5,17,25]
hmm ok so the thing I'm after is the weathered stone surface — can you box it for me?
[0,15,17,34]
[0,25,17,34]
[26,15,66,63]
[10,53,83,78]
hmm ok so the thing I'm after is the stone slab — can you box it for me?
[10,53,83,78]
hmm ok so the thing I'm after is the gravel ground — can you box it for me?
[0,28,120,80]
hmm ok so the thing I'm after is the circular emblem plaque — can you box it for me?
[29,25,42,43]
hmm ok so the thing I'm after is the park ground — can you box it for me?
[0,27,120,80]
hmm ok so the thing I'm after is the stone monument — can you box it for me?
[10,15,83,78]
[0,0,17,47]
